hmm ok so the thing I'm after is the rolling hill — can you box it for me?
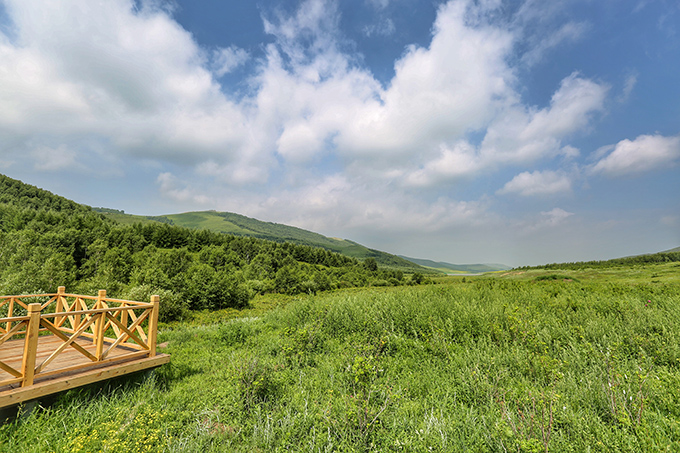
[94,209,426,272]
[398,256,511,274]
[95,209,514,272]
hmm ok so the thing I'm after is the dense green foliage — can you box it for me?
[0,174,413,322]
[2,267,679,451]
[519,251,680,271]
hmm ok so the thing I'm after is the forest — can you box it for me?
[0,174,417,322]
[517,251,680,270]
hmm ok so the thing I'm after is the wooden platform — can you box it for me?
[0,335,169,408]
[0,288,170,409]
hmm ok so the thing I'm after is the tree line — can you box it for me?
[516,251,680,271]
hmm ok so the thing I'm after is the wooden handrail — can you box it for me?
[0,287,161,388]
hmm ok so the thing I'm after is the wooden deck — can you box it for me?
[0,288,170,409]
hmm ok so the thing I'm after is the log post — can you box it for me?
[5,297,14,335]
[56,286,65,313]
[21,303,41,387]
[148,295,160,357]
[54,286,66,328]
[94,290,106,358]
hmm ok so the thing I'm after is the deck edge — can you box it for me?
[0,354,170,409]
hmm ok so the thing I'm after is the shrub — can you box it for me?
[123,285,188,323]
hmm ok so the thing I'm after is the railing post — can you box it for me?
[56,286,66,313]
[148,295,160,357]
[5,297,14,334]
[94,290,106,359]
[21,303,41,387]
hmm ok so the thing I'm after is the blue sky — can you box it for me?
[0,0,678,266]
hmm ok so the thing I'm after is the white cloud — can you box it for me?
[3,0,660,265]
[366,0,390,10]
[521,21,588,67]
[540,207,574,227]
[590,134,680,176]
[480,72,608,164]
[498,170,572,196]
[251,175,491,235]
[337,0,515,162]
[212,46,249,77]
[0,0,611,194]
[156,172,211,205]
[401,70,606,187]
[363,18,395,37]
[404,142,481,187]
[0,0,249,167]
[618,71,637,103]
[31,144,80,171]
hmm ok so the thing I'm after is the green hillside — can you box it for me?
[0,172,425,317]
[399,255,511,274]
[164,211,424,271]
[1,174,95,215]
[95,209,426,272]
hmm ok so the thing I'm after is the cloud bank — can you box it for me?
[0,0,677,264]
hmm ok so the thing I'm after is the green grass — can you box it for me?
[2,263,680,451]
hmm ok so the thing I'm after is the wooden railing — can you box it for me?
[0,287,160,388]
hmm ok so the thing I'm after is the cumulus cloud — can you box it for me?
[400,71,606,187]
[0,0,249,170]
[590,134,680,176]
[480,73,608,164]
[337,0,515,162]
[498,170,572,196]
[0,0,641,253]
[404,142,481,187]
[251,175,491,235]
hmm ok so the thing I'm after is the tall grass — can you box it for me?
[2,270,679,452]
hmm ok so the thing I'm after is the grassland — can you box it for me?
[2,262,679,452]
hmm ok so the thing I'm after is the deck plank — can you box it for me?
[0,354,170,408]
[0,335,168,407]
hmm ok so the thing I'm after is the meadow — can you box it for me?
[1,262,679,452]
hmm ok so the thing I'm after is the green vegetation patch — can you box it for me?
[4,274,680,452]
[534,274,579,282]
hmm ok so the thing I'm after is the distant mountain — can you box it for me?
[398,256,511,274]
[95,209,426,272]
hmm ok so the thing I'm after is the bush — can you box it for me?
[219,318,259,346]
[123,285,188,323]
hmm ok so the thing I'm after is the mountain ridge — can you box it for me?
[398,256,511,274]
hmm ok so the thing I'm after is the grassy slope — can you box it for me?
[97,209,426,272]
[3,262,679,452]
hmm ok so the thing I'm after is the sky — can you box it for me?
[0,0,678,266]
